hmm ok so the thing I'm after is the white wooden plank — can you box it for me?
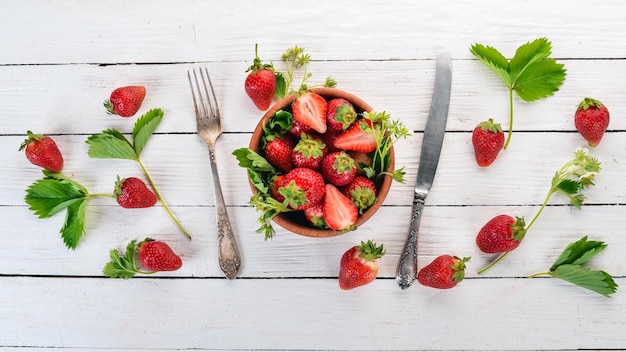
[1,276,624,350]
[3,203,625,278]
[2,0,626,64]
[1,59,626,134]
[4,131,624,208]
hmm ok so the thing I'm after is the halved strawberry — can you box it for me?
[323,184,358,231]
[334,119,376,153]
[292,92,327,134]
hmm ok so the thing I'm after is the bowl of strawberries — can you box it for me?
[234,87,408,239]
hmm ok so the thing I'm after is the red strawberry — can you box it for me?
[342,176,377,214]
[304,203,326,228]
[114,176,157,209]
[326,98,357,132]
[417,255,470,289]
[280,168,325,210]
[292,92,328,133]
[475,214,527,253]
[19,131,64,173]
[575,97,610,147]
[269,175,286,203]
[264,135,294,173]
[334,119,377,153]
[245,44,276,111]
[472,118,504,167]
[138,238,183,272]
[291,133,327,170]
[321,129,343,153]
[338,240,385,290]
[323,184,358,231]
[104,85,146,117]
[322,151,357,187]
[288,118,315,138]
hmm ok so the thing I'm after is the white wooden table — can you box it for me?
[2,1,625,351]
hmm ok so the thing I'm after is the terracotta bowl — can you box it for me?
[248,87,395,238]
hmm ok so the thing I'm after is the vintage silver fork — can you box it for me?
[187,67,241,279]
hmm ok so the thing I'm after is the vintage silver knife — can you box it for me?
[396,53,452,289]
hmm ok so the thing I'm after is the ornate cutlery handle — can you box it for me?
[208,144,241,279]
[396,193,425,289]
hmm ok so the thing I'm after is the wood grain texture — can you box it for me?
[1,1,625,351]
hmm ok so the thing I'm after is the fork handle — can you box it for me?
[208,144,241,279]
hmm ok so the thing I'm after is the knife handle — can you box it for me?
[396,193,425,289]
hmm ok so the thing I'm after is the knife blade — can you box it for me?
[396,53,452,289]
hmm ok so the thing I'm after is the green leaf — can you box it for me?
[232,147,278,194]
[275,72,287,99]
[551,264,618,297]
[60,198,88,250]
[550,235,607,271]
[132,108,164,157]
[509,37,552,79]
[102,240,149,279]
[86,129,137,160]
[25,176,88,218]
[554,178,581,195]
[470,43,512,87]
[512,59,567,102]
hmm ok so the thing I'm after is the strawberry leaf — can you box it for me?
[550,265,617,298]
[86,129,137,160]
[469,43,512,87]
[60,198,88,250]
[529,236,618,297]
[550,235,607,271]
[25,172,89,218]
[508,37,552,79]
[275,72,287,99]
[513,59,567,102]
[132,108,164,157]
[232,147,279,193]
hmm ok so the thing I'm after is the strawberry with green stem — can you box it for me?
[478,149,601,274]
[470,37,567,149]
[103,238,183,279]
[245,44,277,111]
[86,108,192,239]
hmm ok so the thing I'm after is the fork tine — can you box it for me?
[187,70,201,118]
[199,67,220,120]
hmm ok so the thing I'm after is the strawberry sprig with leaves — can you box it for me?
[86,108,191,239]
[103,239,155,278]
[529,236,618,297]
[275,45,337,97]
[361,111,410,183]
[470,37,567,149]
[478,149,601,273]
[24,171,114,249]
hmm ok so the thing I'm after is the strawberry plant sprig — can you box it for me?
[86,108,192,239]
[275,45,337,97]
[470,37,567,149]
[24,171,114,249]
[478,149,601,274]
[528,236,618,297]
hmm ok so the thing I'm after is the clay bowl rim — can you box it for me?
[248,87,395,238]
